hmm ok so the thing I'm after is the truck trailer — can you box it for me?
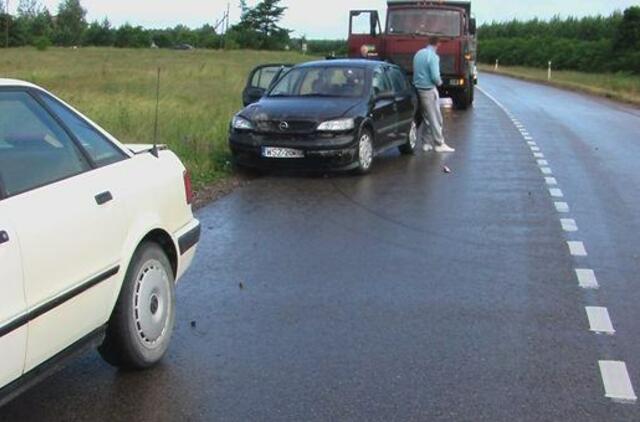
[347,0,477,109]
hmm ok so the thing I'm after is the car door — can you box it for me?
[0,215,27,391]
[348,10,383,58]
[387,66,416,139]
[0,88,128,372]
[370,66,397,147]
[242,64,292,106]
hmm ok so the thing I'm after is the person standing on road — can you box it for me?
[413,37,455,153]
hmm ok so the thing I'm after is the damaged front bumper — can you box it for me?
[229,130,359,171]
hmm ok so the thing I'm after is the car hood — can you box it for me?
[241,97,364,122]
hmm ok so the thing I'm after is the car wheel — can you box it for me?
[99,242,176,370]
[355,129,374,174]
[399,120,418,155]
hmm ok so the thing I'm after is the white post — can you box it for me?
[548,61,552,81]
[495,59,499,71]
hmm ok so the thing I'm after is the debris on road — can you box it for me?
[239,282,245,290]
[443,166,452,174]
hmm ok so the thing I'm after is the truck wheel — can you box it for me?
[99,242,176,370]
[453,85,472,110]
[399,120,418,155]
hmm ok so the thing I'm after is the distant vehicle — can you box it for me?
[174,44,195,50]
[229,59,418,174]
[242,63,293,106]
[0,79,201,406]
[347,0,477,109]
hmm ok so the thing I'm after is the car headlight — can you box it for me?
[232,115,253,130]
[317,118,355,132]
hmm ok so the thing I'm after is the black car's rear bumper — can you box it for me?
[229,131,359,171]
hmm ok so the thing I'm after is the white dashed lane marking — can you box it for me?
[555,202,570,213]
[534,152,545,158]
[538,159,549,166]
[586,307,615,334]
[568,241,588,256]
[545,177,558,185]
[561,218,578,232]
[549,188,564,198]
[599,361,638,403]
[531,146,541,152]
[576,269,599,289]
[541,167,553,175]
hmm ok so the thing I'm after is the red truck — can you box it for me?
[347,0,477,109]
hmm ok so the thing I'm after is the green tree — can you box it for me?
[16,0,52,44]
[84,18,114,46]
[230,0,291,49]
[614,6,640,51]
[114,24,150,48]
[54,0,87,46]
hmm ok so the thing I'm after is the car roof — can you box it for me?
[0,78,39,88]
[296,59,392,69]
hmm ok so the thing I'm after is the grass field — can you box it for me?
[479,64,640,106]
[0,47,312,190]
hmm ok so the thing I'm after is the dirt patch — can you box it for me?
[193,173,254,210]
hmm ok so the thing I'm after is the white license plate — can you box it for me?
[262,147,304,159]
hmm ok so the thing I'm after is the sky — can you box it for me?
[19,0,640,39]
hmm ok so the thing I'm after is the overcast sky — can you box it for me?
[25,0,640,38]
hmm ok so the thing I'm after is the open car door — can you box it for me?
[242,64,293,106]
[347,10,382,59]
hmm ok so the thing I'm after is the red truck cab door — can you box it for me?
[348,10,383,59]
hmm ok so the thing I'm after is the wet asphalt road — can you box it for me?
[3,73,640,421]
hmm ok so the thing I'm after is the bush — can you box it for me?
[33,36,52,51]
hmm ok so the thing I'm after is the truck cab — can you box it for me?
[348,1,477,110]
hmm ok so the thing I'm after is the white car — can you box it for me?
[0,79,201,405]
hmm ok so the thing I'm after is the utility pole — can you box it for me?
[4,0,9,49]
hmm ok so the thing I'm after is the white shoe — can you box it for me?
[422,144,434,152]
[434,144,455,153]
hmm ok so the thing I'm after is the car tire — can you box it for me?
[399,120,418,155]
[355,128,374,174]
[99,242,176,370]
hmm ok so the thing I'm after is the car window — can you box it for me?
[372,68,392,95]
[39,94,126,167]
[251,66,289,90]
[388,67,409,94]
[270,66,366,98]
[0,91,90,198]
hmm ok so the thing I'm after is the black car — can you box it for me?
[229,59,418,173]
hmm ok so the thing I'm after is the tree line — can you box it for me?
[477,7,640,74]
[0,0,296,50]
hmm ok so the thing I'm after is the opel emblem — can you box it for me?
[279,121,289,131]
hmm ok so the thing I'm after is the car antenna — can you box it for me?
[151,67,161,158]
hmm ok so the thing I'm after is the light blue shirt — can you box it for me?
[413,46,442,90]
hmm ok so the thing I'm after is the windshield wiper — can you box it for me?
[300,93,342,98]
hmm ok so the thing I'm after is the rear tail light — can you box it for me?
[183,170,194,205]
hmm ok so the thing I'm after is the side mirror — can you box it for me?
[469,18,477,35]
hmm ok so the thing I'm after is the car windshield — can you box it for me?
[387,9,461,37]
[269,66,367,98]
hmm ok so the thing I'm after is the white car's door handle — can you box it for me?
[95,191,113,205]
[0,230,9,245]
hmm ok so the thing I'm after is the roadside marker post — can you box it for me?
[548,61,552,81]
[495,59,499,71]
